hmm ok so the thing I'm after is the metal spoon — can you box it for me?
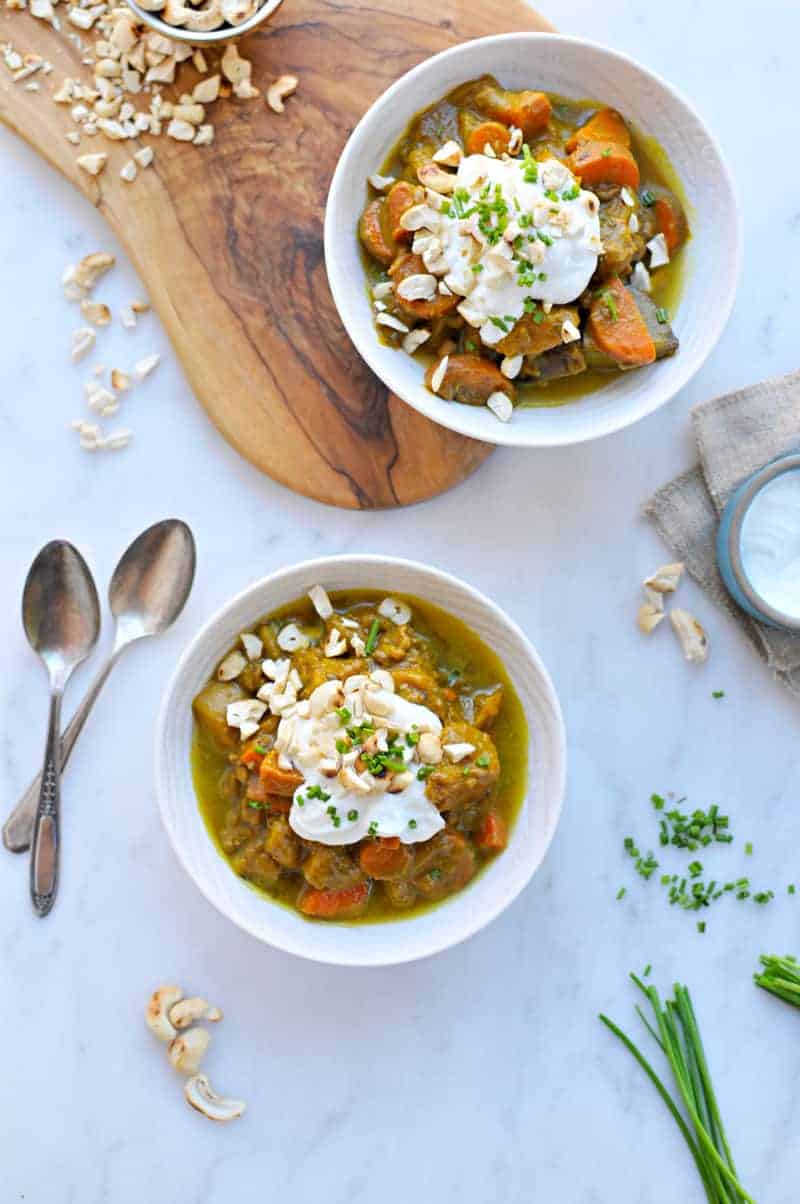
[23,542,101,916]
[5,520,196,855]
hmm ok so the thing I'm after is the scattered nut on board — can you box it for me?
[2,4,301,183]
[145,984,244,1121]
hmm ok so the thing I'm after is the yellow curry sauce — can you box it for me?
[192,591,528,924]
[359,76,690,412]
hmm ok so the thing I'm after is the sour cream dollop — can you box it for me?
[283,670,446,847]
[413,152,601,348]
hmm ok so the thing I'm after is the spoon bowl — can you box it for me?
[109,519,197,646]
[23,542,101,688]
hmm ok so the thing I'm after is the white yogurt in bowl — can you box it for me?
[740,469,800,619]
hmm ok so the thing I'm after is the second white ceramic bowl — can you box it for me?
[155,556,566,966]
[324,33,740,448]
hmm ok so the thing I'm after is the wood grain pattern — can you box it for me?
[0,0,552,508]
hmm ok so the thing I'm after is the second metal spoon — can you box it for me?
[4,519,196,854]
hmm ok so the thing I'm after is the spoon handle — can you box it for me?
[3,653,117,854]
[30,692,63,917]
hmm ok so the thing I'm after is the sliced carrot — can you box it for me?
[384,181,420,243]
[359,198,394,266]
[299,881,371,920]
[239,742,265,768]
[569,140,640,189]
[653,196,686,254]
[476,811,508,852]
[359,836,411,880]
[587,278,655,368]
[465,120,511,157]
[566,107,631,153]
[258,749,304,796]
[474,84,551,137]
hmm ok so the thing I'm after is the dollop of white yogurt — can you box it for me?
[284,671,445,847]
[740,469,800,618]
[416,152,601,349]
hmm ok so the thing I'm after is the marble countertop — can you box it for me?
[2,2,799,1200]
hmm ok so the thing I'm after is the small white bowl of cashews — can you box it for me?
[125,0,283,44]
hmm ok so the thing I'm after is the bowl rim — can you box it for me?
[125,0,283,45]
[154,553,567,966]
[324,31,741,449]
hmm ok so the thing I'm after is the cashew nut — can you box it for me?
[168,1026,210,1074]
[184,1074,246,1122]
[221,0,256,23]
[169,997,223,1030]
[644,562,685,594]
[266,74,298,114]
[161,0,191,22]
[378,597,411,626]
[145,985,183,1043]
[669,609,709,664]
[183,0,225,32]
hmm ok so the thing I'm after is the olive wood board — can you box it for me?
[0,0,553,508]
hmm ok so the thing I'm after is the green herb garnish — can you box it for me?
[475,753,490,768]
[335,705,351,724]
[656,306,669,324]
[347,809,359,822]
[712,690,725,699]
[754,955,800,1007]
[364,619,380,655]
[600,975,755,1203]
[417,765,435,781]
[641,189,656,206]
[602,290,619,321]
[307,784,331,802]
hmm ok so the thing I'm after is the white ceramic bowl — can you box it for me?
[324,33,740,448]
[155,556,566,966]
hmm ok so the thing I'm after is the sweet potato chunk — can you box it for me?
[298,882,371,920]
[384,181,421,243]
[464,119,512,156]
[653,194,687,254]
[474,82,551,137]
[425,353,515,406]
[476,810,508,852]
[496,307,578,358]
[566,107,631,153]
[389,251,458,320]
[259,749,304,796]
[569,140,640,189]
[586,277,655,368]
[425,722,500,813]
[359,837,413,881]
[359,198,394,267]
[192,681,246,750]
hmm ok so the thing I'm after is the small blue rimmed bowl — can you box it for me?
[717,452,800,632]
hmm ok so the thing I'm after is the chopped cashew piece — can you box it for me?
[308,584,333,620]
[417,732,442,765]
[169,997,223,1030]
[402,328,431,354]
[432,139,462,167]
[266,73,298,113]
[637,602,665,634]
[184,1074,246,1122]
[71,327,96,362]
[240,633,263,660]
[168,1027,210,1074]
[443,742,476,763]
[145,985,183,1042]
[76,152,107,176]
[644,563,685,594]
[217,650,247,681]
[80,299,111,326]
[277,623,310,653]
[487,392,513,423]
[430,355,449,394]
[111,369,131,391]
[134,353,160,380]
[670,609,709,664]
[368,172,395,192]
[378,597,411,626]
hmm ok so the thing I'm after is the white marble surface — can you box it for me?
[1,2,799,1200]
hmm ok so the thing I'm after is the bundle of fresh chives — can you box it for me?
[600,975,754,1203]
[754,954,800,1007]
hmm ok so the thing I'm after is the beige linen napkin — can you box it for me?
[643,370,800,694]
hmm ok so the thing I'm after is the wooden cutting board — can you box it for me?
[0,0,552,508]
